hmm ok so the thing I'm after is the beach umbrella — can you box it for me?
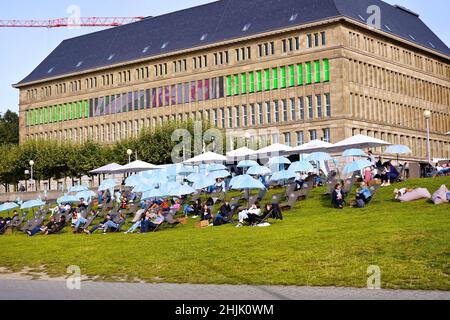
[247,166,272,176]
[143,170,168,185]
[192,176,216,190]
[209,170,231,180]
[183,152,227,164]
[342,149,368,158]
[289,161,314,173]
[290,140,333,154]
[226,147,257,161]
[255,143,294,157]
[89,163,123,175]
[328,134,391,153]
[237,160,259,168]
[230,175,266,190]
[0,202,19,213]
[305,152,332,162]
[343,160,372,176]
[57,195,80,205]
[384,145,412,163]
[68,185,89,193]
[125,174,146,187]
[270,170,297,183]
[186,172,203,183]
[76,190,96,201]
[132,184,154,194]
[98,179,118,191]
[20,199,45,210]
[207,164,227,172]
[141,189,168,201]
[160,182,182,194]
[170,185,197,197]
[111,160,158,174]
[177,166,195,175]
[268,156,291,166]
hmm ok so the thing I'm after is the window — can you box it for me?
[266,102,271,124]
[282,100,288,122]
[198,80,203,101]
[235,106,240,128]
[323,59,330,82]
[306,62,312,84]
[316,95,322,118]
[314,33,319,46]
[297,64,303,85]
[289,65,295,87]
[249,72,255,93]
[221,108,225,128]
[264,69,270,91]
[272,68,279,89]
[256,70,263,92]
[308,34,312,48]
[140,90,145,109]
[190,81,196,102]
[284,133,292,147]
[241,73,247,94]
[290,98,296,120]
[280,66,286,88]
[310,129,317,141]
[258,103,263,124]
[299,97,305,120]
[314,60,321,83]
[204,79,210,100]
[321,32,326,46]
[234,74,239,95]
[323,128,331,143]
[274,101,279,122]
[325,93,331,117]
[242,105,248,127]
[307,96,313,119]
[297,131,304,146]
[226,75,232,96]
[228,107,233,128]
[250,104,256,125]
[129,92,134,111]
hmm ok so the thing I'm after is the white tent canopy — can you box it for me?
[111,160,159,174]
[289,140,333,154]
[226,147,257,160]
[90,163,123,175]
[183,152,227,165]
[328,135,391,153]
[255,143,293,158]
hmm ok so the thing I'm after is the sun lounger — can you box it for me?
[280,193,299,210]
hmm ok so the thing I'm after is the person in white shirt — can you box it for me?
[236,203,261,227]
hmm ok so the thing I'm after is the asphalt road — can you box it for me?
[0,279,449,300]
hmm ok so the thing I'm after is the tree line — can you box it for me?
[0,120,217,192]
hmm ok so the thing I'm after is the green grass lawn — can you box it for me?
[1,177,449,290]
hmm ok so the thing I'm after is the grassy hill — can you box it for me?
[0,177,449,290]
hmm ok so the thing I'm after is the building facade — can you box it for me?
[14,0,450,161]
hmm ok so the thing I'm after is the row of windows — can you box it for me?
[349,93,450,134]
[351,128,450,160]
[27,31,329,103]
[225,59,330,96]
[26,58,331,127]
[348,31,450,79]
[349,59,450,106]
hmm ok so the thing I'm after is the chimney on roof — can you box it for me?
[394,5,419,18]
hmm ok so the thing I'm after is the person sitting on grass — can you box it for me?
[213,203,232,226]
[71,211,87,232]
[85,214,118,235]
[77,198,88,210]
[183,203,194,218]
[314,169,328,187]
[170,199,181,213]
[140,210,165,233]
[191,199,202,219]
[355,182,373,204]
[332,184,345,209]
[0,217,7,234]
[45,215,67,235]
[27,217,57,236]
[200,204,213,223]
[236,203,262,227]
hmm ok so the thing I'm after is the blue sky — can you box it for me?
[1,0,449,114]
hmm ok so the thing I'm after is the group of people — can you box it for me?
[331,182,373,209]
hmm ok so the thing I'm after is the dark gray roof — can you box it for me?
[17,0,450,85]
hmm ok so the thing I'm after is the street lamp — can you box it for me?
[127,149,133,164]
[424,110,432,164]
[29,160,35,191]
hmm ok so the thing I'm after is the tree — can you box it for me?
[0,110,19,145]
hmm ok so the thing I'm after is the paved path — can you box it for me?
[0,279,449,300]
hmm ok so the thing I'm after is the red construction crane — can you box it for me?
[0,16,145,28]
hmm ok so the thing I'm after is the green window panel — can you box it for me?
[264,69,270,91]
[314,60,321,83]
[323,59,330,82]
[33,109,37,125]
[26,111,30,127]
[234,74,239,95]
[53,106,57,122]
[272,68,279,89]
[281,66,287,89]
[85,100,89,118]
[249,72,255,93]
[297,64,303,85]
[226,75,232,96]
[44,107,48,124]
[256,70,263,92]
[79,101,83,119]
[74,102,78,120]
[289,65,295,87]
[64,104,68,121]
[69,103,73,120]
[305,62,312,85]
[58,105,62,122]
[40,108,44,124]
[241,73,247,94]
[29,110,33,126]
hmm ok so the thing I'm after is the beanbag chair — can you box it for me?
[398,188,431,202]
[432,185,449,205]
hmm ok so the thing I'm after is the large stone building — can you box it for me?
[14,0,450,161]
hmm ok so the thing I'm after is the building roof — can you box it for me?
[16,0,450,86]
